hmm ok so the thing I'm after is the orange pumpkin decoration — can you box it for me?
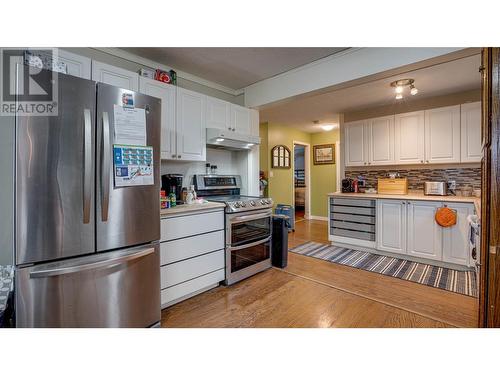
[435,207,457,227]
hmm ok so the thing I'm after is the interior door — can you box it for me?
[16,69,96,265]
[96,83,161,251]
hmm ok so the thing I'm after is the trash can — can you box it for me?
[272,214,289,268]
[274,204,295,232]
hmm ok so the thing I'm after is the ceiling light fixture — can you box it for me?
[390,78,418,100]
[321,124,335,131]
[216,138,224,142]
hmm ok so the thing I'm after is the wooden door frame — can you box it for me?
[480,47,500,327]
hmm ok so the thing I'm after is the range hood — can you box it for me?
[206,128,260,151]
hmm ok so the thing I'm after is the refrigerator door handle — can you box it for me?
[83,108,92,224]
[29,247,155,278]
[101,111,111,222]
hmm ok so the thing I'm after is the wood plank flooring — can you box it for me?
[161,219,478,328]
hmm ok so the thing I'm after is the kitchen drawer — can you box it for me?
[331,212,376,224]
[331,198,375,207]
[331,220,375,233]
[160,210,224,242]
[160,249,224,289]
[160,230,224,266]
[161,269,225,308]
[331,205,376,216]
[331,228,376,241]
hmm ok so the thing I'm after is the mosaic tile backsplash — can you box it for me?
[345,167,481,190]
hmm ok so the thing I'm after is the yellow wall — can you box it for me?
[259,122,339,218]
[310,131,339,217]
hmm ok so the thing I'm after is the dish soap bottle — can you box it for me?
[169,186,177,207]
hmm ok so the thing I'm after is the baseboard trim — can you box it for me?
[308,215,328,221]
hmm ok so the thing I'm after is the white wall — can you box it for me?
[161,148,251,194]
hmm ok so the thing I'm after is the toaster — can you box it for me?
[424,181,447,196]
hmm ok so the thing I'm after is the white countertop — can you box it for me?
[160,201,226,217]
[329,191,480,212]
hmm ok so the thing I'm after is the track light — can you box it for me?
[390,78,418,100]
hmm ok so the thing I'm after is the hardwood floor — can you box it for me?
[161,219,478,328]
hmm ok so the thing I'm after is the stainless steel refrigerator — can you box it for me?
[14,66,161,327]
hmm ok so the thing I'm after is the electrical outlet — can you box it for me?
[448,180,456,190]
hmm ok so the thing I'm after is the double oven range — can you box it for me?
[194,175,274,285]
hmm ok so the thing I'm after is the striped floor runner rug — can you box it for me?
[290,242,477,298]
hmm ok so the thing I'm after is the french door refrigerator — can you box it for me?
[14,66,161,327]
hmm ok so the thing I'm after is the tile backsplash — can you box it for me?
[345,167,481,190]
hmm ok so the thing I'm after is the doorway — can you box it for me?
[293,142,310,223]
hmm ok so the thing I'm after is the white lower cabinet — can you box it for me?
[160,209,225,308]
[406,201,443,261]
[442,203,475,266]
[376,199,474,267]
[376,199,406,254]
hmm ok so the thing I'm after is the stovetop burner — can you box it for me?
[194,174,273,212]
[205,195,273,213]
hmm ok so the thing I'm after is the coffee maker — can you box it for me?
[161,174,184,204]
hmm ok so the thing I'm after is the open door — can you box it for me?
[480,47,500,327]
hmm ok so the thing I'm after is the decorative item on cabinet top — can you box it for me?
[271,145,291,169]
[313,144,335,165]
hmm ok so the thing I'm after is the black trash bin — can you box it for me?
[272,214,289,268]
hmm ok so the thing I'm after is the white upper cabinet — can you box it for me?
[344,120,368,166]
[424,105,461,164]
[442,203,474,266]
[206,96,231,131]
[376,199,406,254]
[460,102,482,163]
[176,87,206,161]
[57,49,91,79]
[394,111,425,164]
[230,103,251,134]
[406,200,443,261]
[92,61,139,91]
[368,115,395,165]
[139,77,176,159]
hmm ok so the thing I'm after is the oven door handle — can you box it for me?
[228,236,272,251]
[230,212,272,223]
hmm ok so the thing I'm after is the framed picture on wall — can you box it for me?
[313,144,335,165]
[271,145,291,168]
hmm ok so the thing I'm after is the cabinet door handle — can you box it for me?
[172,154,177,158]
[177,155,181,159]
[426,160,430,163]
[420,160,424,163]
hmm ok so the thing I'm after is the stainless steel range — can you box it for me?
[194,175,273,285]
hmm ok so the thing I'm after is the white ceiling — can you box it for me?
[260,54,482,133]
[121,47,348,90]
